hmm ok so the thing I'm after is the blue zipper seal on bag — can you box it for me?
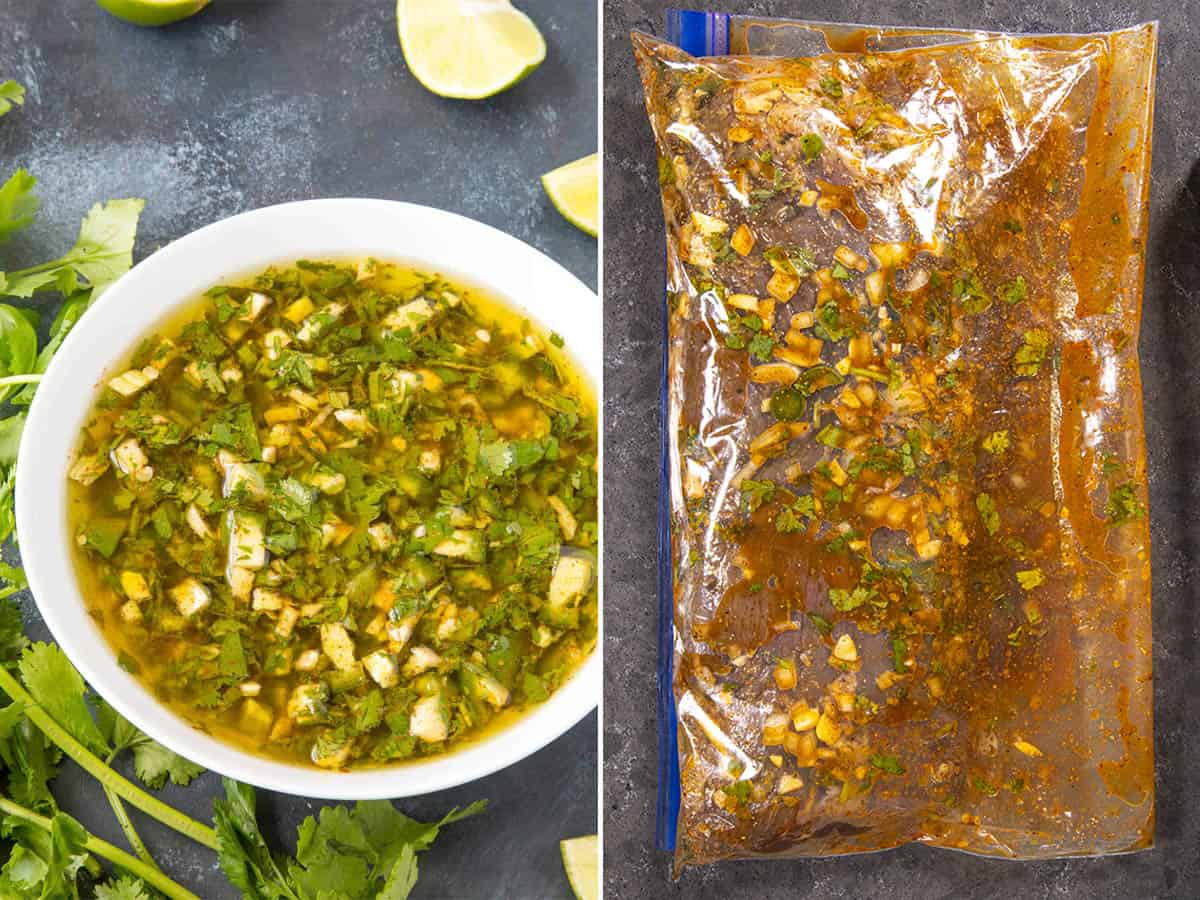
[653,276,680,853]
[666,9,731,55]
[654,9,732,856]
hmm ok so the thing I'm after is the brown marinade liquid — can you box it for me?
[634,24,1155,868]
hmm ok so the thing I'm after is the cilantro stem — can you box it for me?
[0,666,219,851]
[2,255,83,279]
[104,746,161,872]
[0,797,198,900]
[0,373,42,386]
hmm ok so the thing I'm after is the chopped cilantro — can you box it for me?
[1105,482,1145,525]
[1016,568,1044,590]
[829,585,876,612]
[982,430,1010,455]
[748,332,776,361]
[976,492,999,536]
[740,479,776,512]
[1000,275,1027,304]
[819,76,843,98]
[869,753,905,775]
[800,132,824,162]
[1013,329,1051,376]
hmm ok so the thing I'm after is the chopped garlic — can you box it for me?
[108,366,158,397]
[547,496,578,541]
[170,578,211,617]
[1013,738,1043,758]
[403,645,441,677]
[382,297,436,333]
[319,623,356,671]
[832,634,858,663]
[362,650,399,688]
[409,694,448,742]
[185,504,213,540]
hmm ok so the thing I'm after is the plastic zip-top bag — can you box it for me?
[636,11,1157,871]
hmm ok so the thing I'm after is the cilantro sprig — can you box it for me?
[0,607,484,899]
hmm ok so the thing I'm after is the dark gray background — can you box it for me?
[0,1,597,898]
[605,2,1198,898]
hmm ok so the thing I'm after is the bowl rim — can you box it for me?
[15,198,601,800]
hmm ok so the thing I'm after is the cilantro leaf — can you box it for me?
[0,561,26,601]
[1016,568,1044,590]
[97,699,206,790]
[1000,275,1027,304]
[95,876,155,900]
[17,642,108,756]
[379,845,419,900]
[747,332,776,361]
[763,246,816,277]
[976,492,999,536]
[0,80,23,118]
[0,844,48,893]
[1105,482,1145,525]
[273,350,314,389]
[829,585,876,612]
[214,777,484,900]
[0,198,143,299]
[953,271,990,314]
[1013,329,1051,376]
[213,779,298,900]
[739,479,775,512]
[479,439,545,476]
[0,597,28,663]
[819,76,843,98]
[10,291,91,406]
[290,804,373,898]
[0,304,39,403]
[198,402,262,459]
[478,440,515,475]
[776,495,816,533]
[800,132,824,162]
[0,812,89,897]
[869,753,905,775]
[0,168,38,244]
[981,430,1009,455]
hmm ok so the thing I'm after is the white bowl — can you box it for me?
[16,199,601,800]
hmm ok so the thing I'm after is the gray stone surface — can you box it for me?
[604,2,1198,898]
[0,1,596,898]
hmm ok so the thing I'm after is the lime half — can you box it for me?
[397,0,546,100]
[542,153,599,237]
[560,835,599,900]
[95,0,210,27]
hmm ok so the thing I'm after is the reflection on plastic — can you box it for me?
[636,15,1157,872]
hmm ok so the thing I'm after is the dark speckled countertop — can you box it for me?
[0,1,596,898]
[604,2,1198,898]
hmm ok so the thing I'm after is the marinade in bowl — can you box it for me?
[68,259,598,770]
[634,21,1156,868]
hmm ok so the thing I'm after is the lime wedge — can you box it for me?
[560,834,599,900]
[95,0,210,27]
[397,0,546,100]
[542,153,599,237]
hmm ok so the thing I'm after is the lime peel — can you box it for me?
[560,834,599,900]
[397,0,546,100]
[95,0,210,27]
[542,153,599,237]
